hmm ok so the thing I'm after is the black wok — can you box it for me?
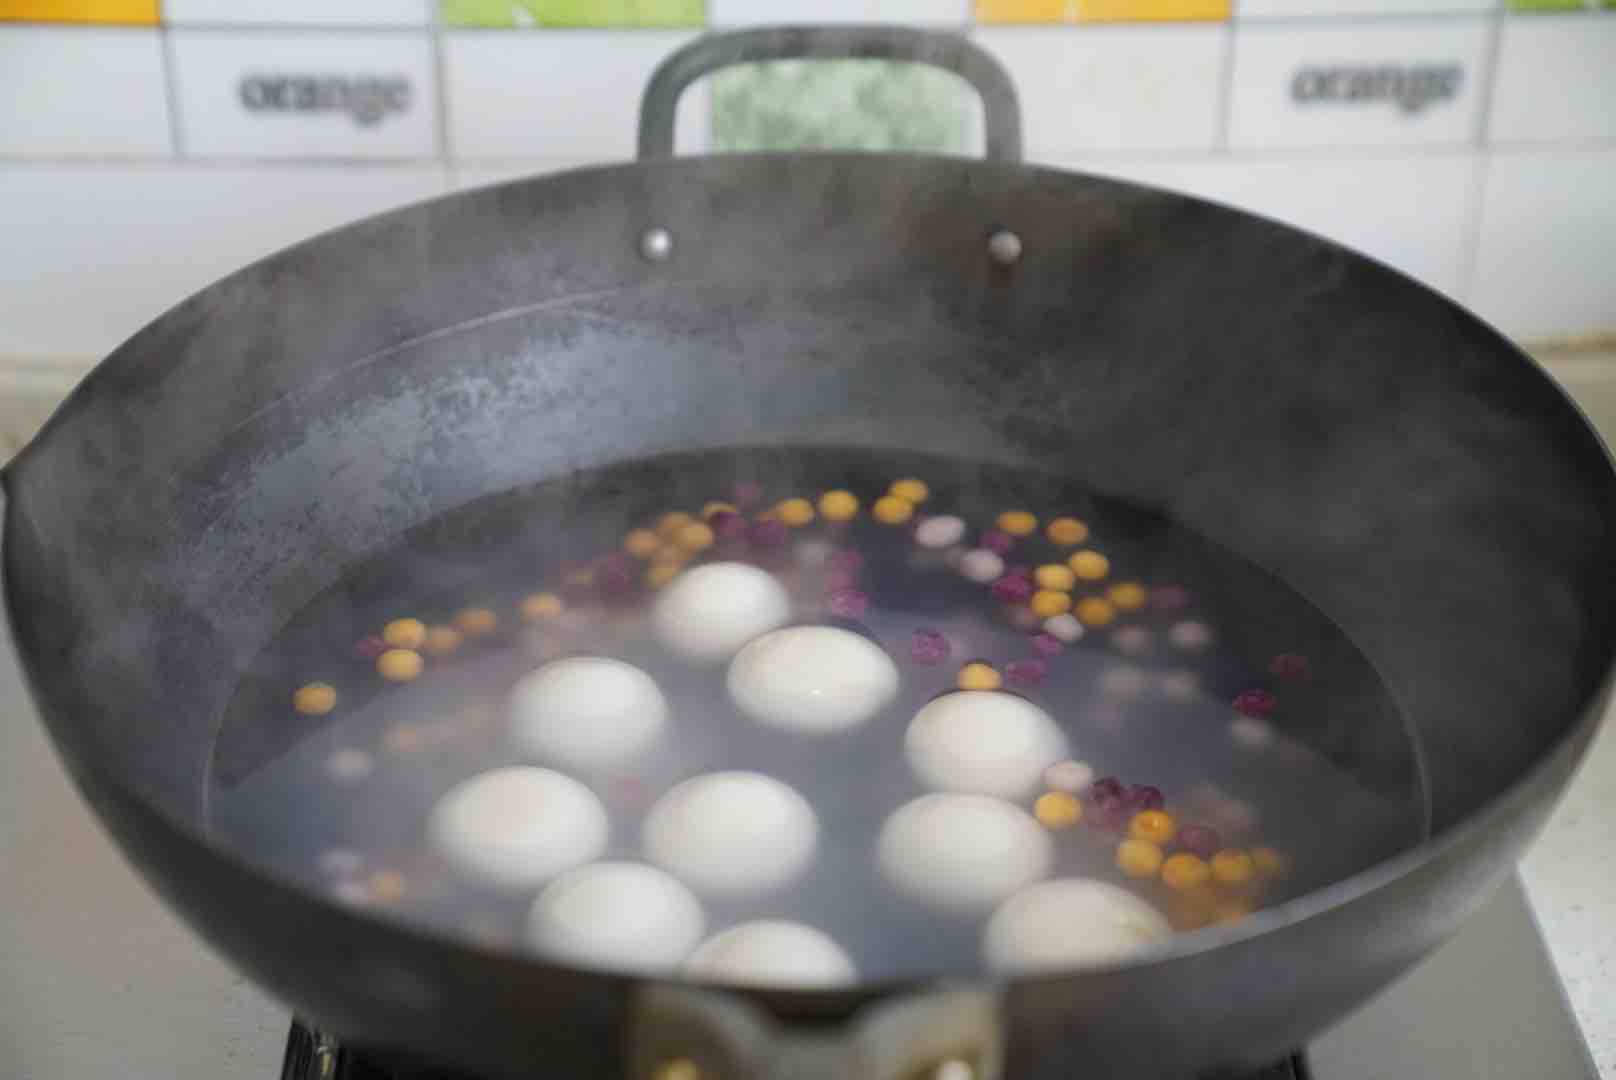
[5,25,1612,1080]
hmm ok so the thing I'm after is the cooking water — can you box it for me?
[211,448,1428,986]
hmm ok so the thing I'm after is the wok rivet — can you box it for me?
[987,229,1022,265]
[640,227,674,262]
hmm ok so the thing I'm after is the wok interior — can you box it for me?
[8,155,1614,957]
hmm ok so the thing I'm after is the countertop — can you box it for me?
[0,353,1612,1080]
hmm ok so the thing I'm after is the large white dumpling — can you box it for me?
[727,625,900,735]
[904,691,1069,797]
[427,766,607,891]
[643,771,817,898]
[525,861,704,974]
[685,920,856,988]
[982,878,1171,973]
[876,793,1051,912]
[508,656,668,771]
[652,562,791,663]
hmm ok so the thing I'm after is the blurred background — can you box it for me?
[2,0,1613,369]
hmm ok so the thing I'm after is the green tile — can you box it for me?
[441,0,703,27]
[1506,0,1592,9]
[712,60,970,155]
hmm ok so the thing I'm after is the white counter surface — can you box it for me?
[1,354,1612,1079]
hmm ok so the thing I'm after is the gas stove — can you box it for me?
[277,877,1594,1080]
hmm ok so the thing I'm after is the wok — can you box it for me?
[5,25,1612,1080]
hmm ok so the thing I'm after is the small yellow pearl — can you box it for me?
[293,682,336,716]
[1068,550,1111,581]
[1130,809,1177,846]
[377,649,424,683]
[1116,838,1165,879]
[520,592,564,622]
[645,563,682,590]
[1034,791,1082,829]
[675,521,715,552]
[888,478,930,503]
[1075,596,1117,628]
[817,490,860,522]
[1108,582,1148,612]
[1212,849,1256,886]
[623,529,660,558]
[1162,852,1212,891]
[1252,847,1290,879]
[381,618,426,650]
[1030,589,1072,617]
[996,510,1038,536]
[701,501,737,519]
[455,607,498,636]
[651,544,692,567]
[1215,898,1254,925]
[1034,564,1076,591]
[872,495,914,525]
[422,625,463,657]
[957,661,1002,691]
[1046,517,1090,545]
[656,511,694,539]
[1170,884,1220,930]
[776,498,816,527]
[367,869,407,904]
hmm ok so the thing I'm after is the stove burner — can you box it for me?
[282,1019,1311,1080]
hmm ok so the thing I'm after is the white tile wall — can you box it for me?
[0,164,449,358]
[1238,0,1495,15]
[0,28,172,157]
[451,162,595,190]
[974,26,1225,153]
[163,0,430,26]
[443,31,706,161]
[1229,18,1490,148]
[709,0,970,25]
[1079,151,1480,298]
[1490,14,1616,144]
[169,31,438,159]
[1472,149,1616,341]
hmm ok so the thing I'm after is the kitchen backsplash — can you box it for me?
[1,0,1612,357]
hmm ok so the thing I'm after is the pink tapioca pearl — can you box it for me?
[1270,653,1311,682]
[1233,689,1277,717]
[982,529,1015,555]
[992,574,1034,603]
[1006,658,1048,686]
[826,588,869,619]
[1030,632,1063,657]
[910,628,950,665]
[355,634,386,660]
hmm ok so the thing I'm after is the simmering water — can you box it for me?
[209,447,1427,984]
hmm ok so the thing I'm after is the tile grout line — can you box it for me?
[429,7,453,166]
[1213,17,1237,154]
[1455,0,1508,306]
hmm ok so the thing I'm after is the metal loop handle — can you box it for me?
[637,25,1023,163]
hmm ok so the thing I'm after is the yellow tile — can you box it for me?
[976,0,1074,24]
[1,0,157,22]
[1077,0,1228,20]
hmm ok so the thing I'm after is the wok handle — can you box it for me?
[637,25,1023,163]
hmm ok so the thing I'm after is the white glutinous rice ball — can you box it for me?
[904,691,1069,798]
[877,794,1052,912]
[652,561,791,663]
[727,625,900,735]
[525,861,704,974]
[643,771,818,897]
[959,549,1005,584]
[427,766,608,891]
[914,515,967,549]
[508,656,668,771]
[983,878,1171,973]
[685,921,856,988]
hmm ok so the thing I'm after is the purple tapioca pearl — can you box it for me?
[1270,653,1311,682]
[1151,585,1192,611]
[710,510,749,541]
[748,518,790,549]
[1006,658,1048,686]
[1030,632,1063,657]
[593,553,637,598]
[355,634,386,660]
[826,588,869,619]
[1233,689,1277,717]
[982,529,1015,555]
[1176,823,1222,858]
[733,481,763,507]
[1089,776,1126,809]
[1125,784,1165,812]
[992,574,1034,603]
[911,628,950,665]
